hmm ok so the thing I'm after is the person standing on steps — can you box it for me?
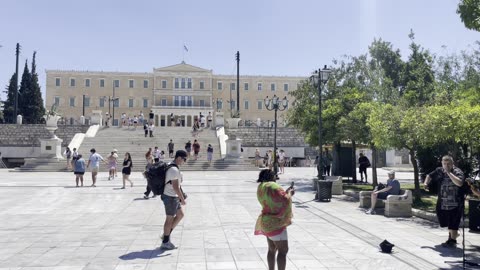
[168,140,175,158]
[149,110,154,125]
[153,146,161,163]
[160,150,188,250]
[121,152,133,189]
[143,123,148,137]
[185,140,192,158]
[148,123,155,137]
[207,144,213,164]
[192,139,200,160]
[86,148,107,187]
[207,112,212,128]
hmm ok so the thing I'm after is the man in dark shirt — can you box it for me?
[424,155,465,248]
[366,171,401,214]
[149,110,154,125]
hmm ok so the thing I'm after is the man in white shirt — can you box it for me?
[160,150,188,250]
[86,148,106,187]
[153,146,161,163]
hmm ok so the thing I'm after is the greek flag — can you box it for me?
[184,44,189,52]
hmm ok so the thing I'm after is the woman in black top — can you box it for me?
[121,152,133,189]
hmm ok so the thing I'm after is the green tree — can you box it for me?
[27,52,46,123]
[457,0,480,31]
[18,60,31,122]
[3,73,17,123]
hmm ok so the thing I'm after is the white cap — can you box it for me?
[388,170,395,175]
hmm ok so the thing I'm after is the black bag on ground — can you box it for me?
[143,161,178,195]
[379,239,394,253]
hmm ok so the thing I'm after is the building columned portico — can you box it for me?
[46,62,304,127]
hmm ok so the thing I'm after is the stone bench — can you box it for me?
[325,176,342,195]
[359,189,413,217]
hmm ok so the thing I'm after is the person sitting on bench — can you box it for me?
[366,171,401,215]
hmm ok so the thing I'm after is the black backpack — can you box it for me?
[144,161,178,195]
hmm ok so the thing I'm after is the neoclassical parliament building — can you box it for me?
[46,62,304,127]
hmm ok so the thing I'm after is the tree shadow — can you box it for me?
[420,244,463,258]
[119,248,171,260]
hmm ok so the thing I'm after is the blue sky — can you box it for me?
[0,0,478,101]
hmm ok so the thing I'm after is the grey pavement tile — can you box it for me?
[144,263,177,270]
[82,263,118,270]
[206,261,237,270]
[114,263,147,270]
[176,262,208,270]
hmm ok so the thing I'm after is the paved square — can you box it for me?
[0,168,478,269]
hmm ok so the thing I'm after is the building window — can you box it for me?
[244,100,249,110]
[284,83,289,91]
[114,80,120,88]
[217,81,223,90]
[143,98,148,108]
[230,82,236,91]
[174,96,180,106]
[99,98,105,107]
[128,98,134,107]
[84,97,90,107]
[175,78,179,89]
[244,82,249,91]
[54,96,60,106]
[85,79,91,87]
[257,83,262,91]
[181,78,186,89]
[70,78,76,87]
[100,79,105,87]
[200,81,205,89]
[181,96,186,106]
[187,96,192,106]
[129,80,134,88]
[271,83,276,91]
[230,101,236,110]
[69,97,75,107]
[218,100,223,110]
[161,99,167,106]
[187,78,192,89]
[257,100,263,110]
[162,80,167,89]
[55,78,60,87]
[199,100,205,107]
[144,80,149,88]
[114,99,119,107]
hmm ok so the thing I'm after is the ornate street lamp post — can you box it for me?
[310,65,331,179]
[264,95,288,177]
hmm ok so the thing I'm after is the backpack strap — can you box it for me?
[165,163,179,185]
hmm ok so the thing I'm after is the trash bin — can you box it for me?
[469,199,480,231]
[317,180,333,202]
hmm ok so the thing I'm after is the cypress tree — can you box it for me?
[18,60,31,122]
[2,73,16,123]
[28,52,46,123]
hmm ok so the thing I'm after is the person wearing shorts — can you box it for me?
[73,154,86,187]
[86,148,106,187]
[254,169,295,270]
[168,140,174,158]
[365,171,401,214]
[424,155,465,248]
[160,150,188,250]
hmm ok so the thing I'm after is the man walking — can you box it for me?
[160,150,188,250]
[424,155,465,248]
[86,148,106,187]
[168,139,175,158]
[153,146,161,163]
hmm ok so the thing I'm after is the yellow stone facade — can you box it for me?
[46,62,304,127]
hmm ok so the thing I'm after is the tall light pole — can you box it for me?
[310,65,331,179]
[264,95,288,177]
[82,94,86,116]
[112,83,117,126]
[14,43,20,123]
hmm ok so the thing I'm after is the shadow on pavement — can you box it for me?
[421,244,462,258]
[119,248,171,260]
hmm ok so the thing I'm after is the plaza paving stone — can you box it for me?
[0,168,478,269]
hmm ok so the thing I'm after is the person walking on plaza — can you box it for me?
[254,169,295,270]
[86,148,106,187]
[358,153,371,183]
[113,149,119,177]
[121,152,133,189]
[365,171,401,214]
[207,144,213,164]
[64,147,72,171]
[192,139,200,160]
[160,150,188,250]
[71,148,79,169]
[168,139,175,158]
[170,113,174,127]
[107,151,117,180]
[73,154,86,187]
[143,148,155,199]
[322,148,333,176]
[278,149,286,174]
[423,155,465,248]
[255,148,262,167]
[185,140,192,158]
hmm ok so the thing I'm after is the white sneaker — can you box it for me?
[365,209,376,215]
[160,241,176,250]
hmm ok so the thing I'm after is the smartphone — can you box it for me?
[290,181,295,188]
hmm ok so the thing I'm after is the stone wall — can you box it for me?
[0,124,89,147]
[225,127,307,148]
